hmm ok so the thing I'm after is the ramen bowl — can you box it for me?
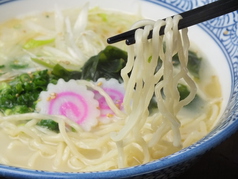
[0,0,237,178]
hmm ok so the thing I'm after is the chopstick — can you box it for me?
[107,0,238,45]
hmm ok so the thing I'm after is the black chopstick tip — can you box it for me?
[107,36,126,44]
[126,38,135,45]
[107,36,135,45]
[107,38,113,44]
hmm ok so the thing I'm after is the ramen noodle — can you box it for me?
[0,5,222,172]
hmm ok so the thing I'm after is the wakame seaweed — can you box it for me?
[81,45,127,82]
[172,50,202,78]
[52,64,82,82]
[52,45,128,82]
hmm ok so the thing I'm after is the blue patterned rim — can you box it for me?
[0,0,237,178]
[0,0,18,5]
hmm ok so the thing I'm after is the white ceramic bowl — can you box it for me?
[0,0,237,178]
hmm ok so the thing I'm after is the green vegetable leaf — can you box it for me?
[187,51,202,78]
[81,45,127,82]
[31,58,55,69]
[148,83,196,113]
[148,97,157,114]
[98,13,108,22]
[52,64,82,81]
[10,61,28,69]
[177,83,190,101]
[172,50,202,78]
[4,105,33,115]
[51,46,127,84]
[0,69,51,114]
[23,38,55,49]
[37,119,59,132]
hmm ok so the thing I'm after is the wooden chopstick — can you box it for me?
[107,0,238,45]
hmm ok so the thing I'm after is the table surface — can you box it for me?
[173,129,238,179]
[1,130,238,179]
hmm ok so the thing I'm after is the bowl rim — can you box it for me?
[0,0,237,178]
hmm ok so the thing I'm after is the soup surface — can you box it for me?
[0,6,222,172]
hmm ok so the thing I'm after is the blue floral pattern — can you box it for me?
[0,0,17,5]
